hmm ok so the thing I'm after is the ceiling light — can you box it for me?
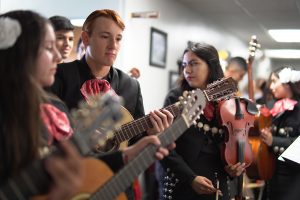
[70,19,85,27]
[131,11,160,18]
[264,49,300,59]
[268,29,300,42]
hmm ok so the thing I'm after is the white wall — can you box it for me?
[1,0,248,113]
[0,0,122,18]
[122,0,247,112]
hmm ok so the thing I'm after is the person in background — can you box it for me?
[50,9,174,200]
[158,43,245,200]
[260,67,300,200]
[0,10,174,200]
[49,15,74,63]
[76,37,85,60]
[224,56,247,84]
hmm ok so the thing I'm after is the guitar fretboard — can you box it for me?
[114,104,181,143]
[113,77,237,145]
[91,117,188,200]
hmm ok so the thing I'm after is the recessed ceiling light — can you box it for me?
[265,49,300,59]
[268,29,300,42]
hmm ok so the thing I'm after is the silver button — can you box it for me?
[197,122,203,128]
[203,124,210,132]
[279,147,285,154]
[279,128,285,135]
[273,146,279,153]
[211,127,218,134]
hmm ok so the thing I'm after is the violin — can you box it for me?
[220,97,255,200]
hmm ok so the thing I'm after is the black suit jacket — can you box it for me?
[50,57,145,171]
[160,87,230,200]
[51,57,145,120]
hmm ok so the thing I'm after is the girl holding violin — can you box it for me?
[260,67,300,200]
[158,43,245,200]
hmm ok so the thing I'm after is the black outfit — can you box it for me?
[50,57,144,169]
[159,87,230,200]
[50,57,145,120]
[50,57,145,200]
[266,101,300,200]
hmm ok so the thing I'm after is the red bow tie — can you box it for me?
[270,98,297,117]
[80,79,115,103]
[40,103,73,145]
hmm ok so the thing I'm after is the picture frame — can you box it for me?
[149,27,168,68]
[169,70,180,89]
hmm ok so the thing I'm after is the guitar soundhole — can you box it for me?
[94,137,118,153]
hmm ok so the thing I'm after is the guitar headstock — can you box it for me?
[204,77,238,101]
[70,91,124,155]
[178,90,206,127]
[248,35,261,63]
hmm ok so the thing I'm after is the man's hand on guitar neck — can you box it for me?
[147,109,174,135]
[122,135,176,164]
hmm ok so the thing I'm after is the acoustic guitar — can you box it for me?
[96,77,238,153]
[245,36,275,180]
[62,78,238,200]
[0,92,124,200]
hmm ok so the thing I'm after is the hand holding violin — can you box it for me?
[260,127,273,146]
[191,176,222,196]
[224,162,246,177]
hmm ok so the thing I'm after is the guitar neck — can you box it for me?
[90,117,188,200]
[114,104,181,143]
[113,77,237,145]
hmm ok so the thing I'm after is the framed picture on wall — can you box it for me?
[150,27,168,68]
[169,70,180,89]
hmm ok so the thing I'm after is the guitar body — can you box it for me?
[244,36,275,180]
[247,111,275,180]
[32,158,127,200]
[247,136,275,180]
[95,106,133,152]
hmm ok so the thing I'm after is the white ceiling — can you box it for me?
[175,0,300,51]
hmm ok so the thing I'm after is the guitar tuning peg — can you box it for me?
[78,100,87,109]
[183,91,189,98]
[79,108,90,118]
